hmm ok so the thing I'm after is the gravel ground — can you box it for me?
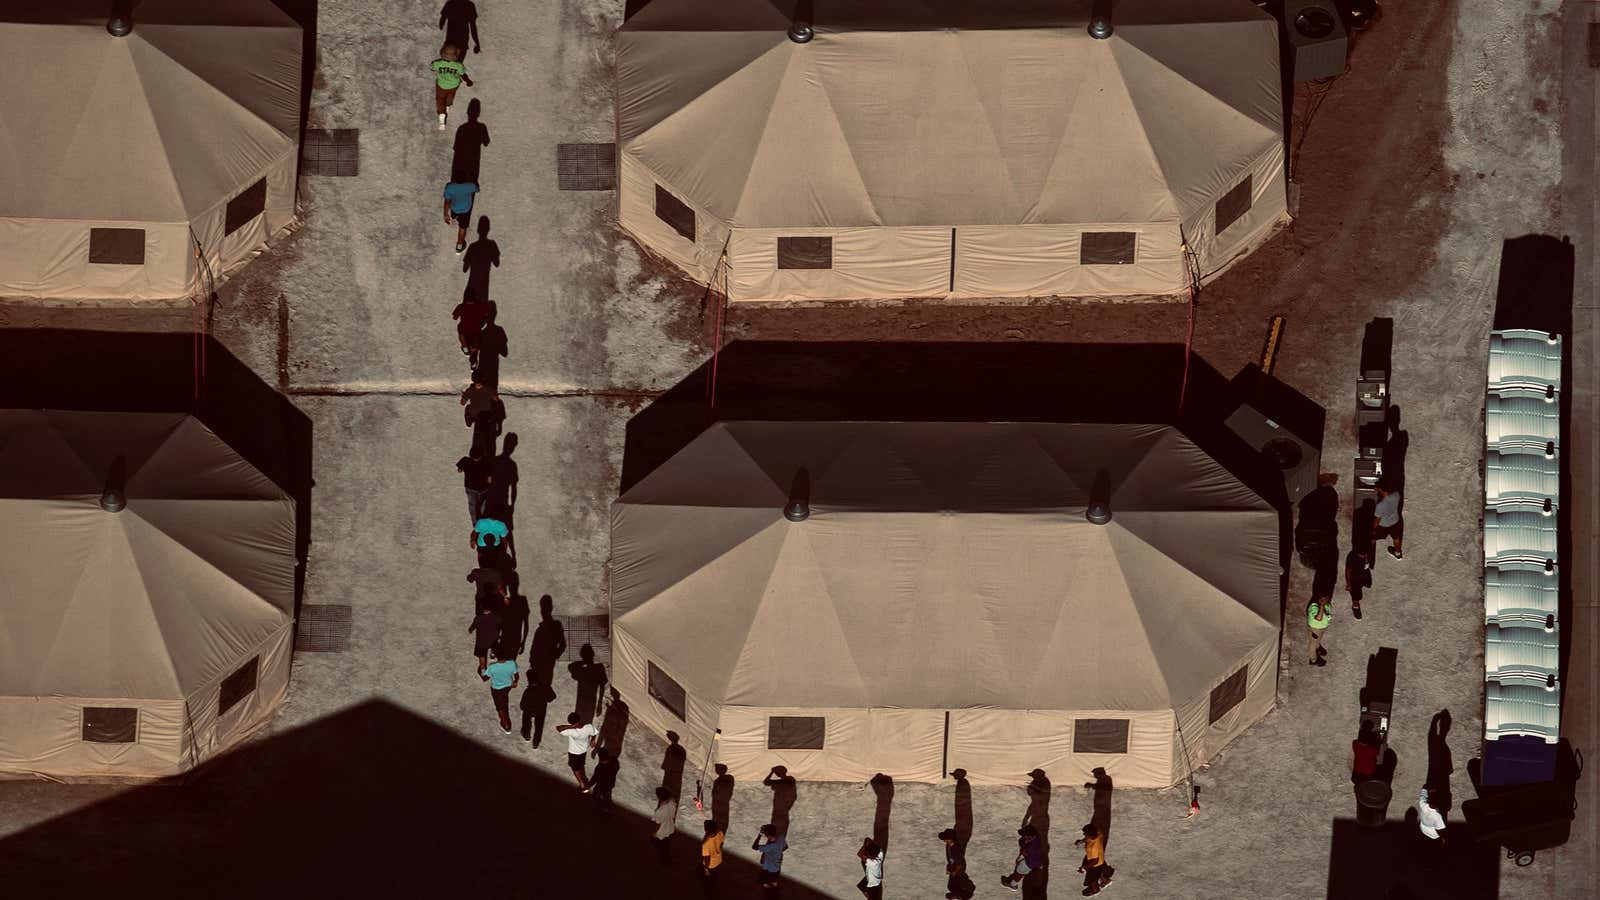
[0,1,1590,898]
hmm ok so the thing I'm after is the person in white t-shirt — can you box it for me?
[856,837,885,900]
[556,712,598,791]
[1416,788,1446,840]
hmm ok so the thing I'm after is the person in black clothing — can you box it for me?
[1344,546,1373,619]
[439,0,480,55]
[590,746,621,812]
[1295,473,1339,566]
[519,675,557,747]
[451,98,490,184]
[939,829,975,900]
[499,591,530,656]
[463,216,500,304]
[469,600,503,679]
[1311,543,1339,609]
[467,564,505,607]
[456,449,493,525]
[1353,498,1377,568]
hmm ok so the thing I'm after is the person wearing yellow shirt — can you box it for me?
[700,819,725,898]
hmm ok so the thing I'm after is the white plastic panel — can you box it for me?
[1489,330,1562,391]
[1484,680,1560,743]
[1485,623,1560,683]
[1485,450,1559,513]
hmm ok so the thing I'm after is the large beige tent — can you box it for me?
[618,0,1287,303]
[0,0,301,301]
[611,421,1282,787]
[0,410,297,779]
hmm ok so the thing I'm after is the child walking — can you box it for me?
[430,44,474,131]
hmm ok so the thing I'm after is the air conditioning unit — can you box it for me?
[1284,0,1349,81]
[1225,364,1325,503]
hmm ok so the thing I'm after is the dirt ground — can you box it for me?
[0,1,1592,897]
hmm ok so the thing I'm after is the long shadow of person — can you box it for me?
[711,764,734,829]
[528,594,566,687]
[598,687,630,759]
[764,765,798,838]
[1021,768,1051,899]
[952,768,974,850]
[476,302,508,392]
[870,773,894,852]
[1386,405,1409,494]
[568,643,607,724]
[660,730,687,801]
[463,216,500,303]
[489,432,519,517]
[1425,710,1453,814]
[451,97,490,184]
[1084,766,1113,848]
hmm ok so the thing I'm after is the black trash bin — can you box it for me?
[1356,779,1392,828]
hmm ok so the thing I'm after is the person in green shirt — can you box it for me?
[1307,597,1330,666]
[430,44,475,131]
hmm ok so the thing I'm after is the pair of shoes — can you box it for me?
[520,730,531,741]
[1387,547,1403,561]
[1000,876,1019,892]
[1314,657,1327,667]
[1353,604,1363,619]
[1082,888,1101,897]
[455,240,467,254]
[438,112,447,130]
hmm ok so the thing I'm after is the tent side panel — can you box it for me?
[727,227,951,302]
[611,628,725,780]
[1188,143,1288,285]
[952,223,1185,299]
[1172,636,1278,786]
[0,218,190,301]
[0,696,185,779]
[715,706,944,783]
[948,708,1175,788]
[619,154,727,287]
[183,621,293,771]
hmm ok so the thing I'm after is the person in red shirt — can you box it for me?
[452,286,489,363]
[1352,721,1381,781]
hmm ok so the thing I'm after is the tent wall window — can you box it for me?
[219,656,259,717]
[224,178,268,236]
[81,707,138,743]
[777,236,832,270]
[1209,665,1249,724]
[1072,718,1130,754]
[647,660,687,721]
[1215,175,1253,236]
[767,716,826,750]
[654,185,696,242]
[88,228,146,265]
[1080,232,1137,266]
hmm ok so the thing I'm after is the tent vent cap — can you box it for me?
[107,0,133,36]
[100,455,128,512]
[1088,0,1113,39]
[1086,468,1112,524]
[784,468,811,522]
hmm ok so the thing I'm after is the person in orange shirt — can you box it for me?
[700,819,725,898]
[1076,823,1115,896]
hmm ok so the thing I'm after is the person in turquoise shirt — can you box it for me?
[484,647,518,734]
[443,180,479,253]
[473,514,508,551]
[1307,597,1330,666]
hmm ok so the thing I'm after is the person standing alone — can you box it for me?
[652,786,678,866]
[430,44,474,132]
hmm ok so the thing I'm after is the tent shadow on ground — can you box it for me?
[1326,816,1500,899]
[620,341,1294,517]
[0,700,847,898]
[0,329,313,622]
